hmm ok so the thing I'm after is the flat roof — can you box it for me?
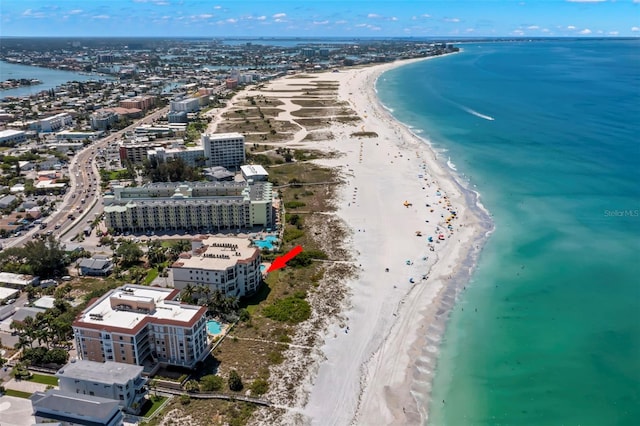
[203,132,244,139]
[240,164,268,177]
[0,129,26,137]
[172,236,258,271]
[57,360,143,385]
[0,286,19,300]
[75,285,202,330]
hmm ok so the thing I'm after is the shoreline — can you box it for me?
[300,54,493,425]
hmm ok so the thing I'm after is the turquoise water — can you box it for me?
[206,320,222,335]
[0,60,111,99]
[254,235,278,250]
[377,40,640,425]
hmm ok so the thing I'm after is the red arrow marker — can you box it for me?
[267,245,303,273]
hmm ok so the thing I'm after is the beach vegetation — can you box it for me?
[284,200,306,209]
[283,227,304,242]
[263,292,311,323]
[228,369,244,392]
[200,374,224,392]
[249,378,269,396]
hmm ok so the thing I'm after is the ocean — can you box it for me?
[376,40,640,425]
[0,60,109,99]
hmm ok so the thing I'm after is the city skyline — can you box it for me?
[1,0,639,38]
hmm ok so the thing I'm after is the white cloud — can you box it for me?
[273,13,286,19]
[542,28,551,33]
[313,20,329,25]
[368,13,381,19]
[466,28,475,33]
[527,25,539,30]
[567,25,577,30]
[566,0,607,2]
[256,16,266,21]
[579,28,592,34]
[198,14,213,19]
[422,13,431,18]
[335,20,347,24]
[69,9,83,14]
[609,31,619,35]
[226,18,237,24]
[443,17,460,23]
[22,8,32,16]
[93,15,110,19]
[390,16,398,21]
[214,5,222,9]
[512,29,525,35]
[632,26,640,32]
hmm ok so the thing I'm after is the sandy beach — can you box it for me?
[215,54,491,425]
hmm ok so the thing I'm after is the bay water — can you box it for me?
[377,40,640,425]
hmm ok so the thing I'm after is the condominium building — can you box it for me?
[147,146,206,167]
[91,110,119,130]
[119,95,155,111]
[201,132,246,169]
[171,236,262,298]
[119,141,163,164]
[56,360,147,413]
[31,112,74,132]
[170,97,201,113]
[0,129,27,145]
[103,181,274,233]
[73,285,208,371]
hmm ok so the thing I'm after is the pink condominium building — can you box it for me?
[73,285,208,372]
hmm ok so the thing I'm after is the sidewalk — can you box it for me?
[4,378,51,393]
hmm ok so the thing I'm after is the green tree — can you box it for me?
[115,241,143,267]
[200,374,224,392]
[228,370,243,392]
[184,379,200,393]
[250,378,269,396]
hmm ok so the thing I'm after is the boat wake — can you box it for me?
[459,104,495,121]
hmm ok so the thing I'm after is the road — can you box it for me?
[4,105,170,252]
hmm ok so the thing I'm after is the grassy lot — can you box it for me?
[28,373,58,386]
[144,398,257,426]
[144,268,159,285]
[4,389,32,398]
[140,396,168,418]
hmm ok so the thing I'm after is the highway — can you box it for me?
[4,105,170,252]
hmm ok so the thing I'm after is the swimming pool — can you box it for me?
[253,235,278,250]
[206,320,222,335]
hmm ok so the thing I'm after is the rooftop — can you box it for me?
[172,235,259,271]
[240,164,268,177]
[57,360,143,385]
[75,285,203,330]
[31,389,121,425]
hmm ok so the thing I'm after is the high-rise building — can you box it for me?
[171,236,262,298]
[201,132,245,169]
[73,285,208,372]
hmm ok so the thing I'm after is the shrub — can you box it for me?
[250,378,269,396]
[284,201,306,209]
[283,227,304,242]
[200,375,224,392]
[263,293,311,323]
[228,370,243,392]
[179,394,190,405]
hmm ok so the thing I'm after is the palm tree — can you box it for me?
[181,284,195,304]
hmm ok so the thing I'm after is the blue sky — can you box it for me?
[1,0,639,38]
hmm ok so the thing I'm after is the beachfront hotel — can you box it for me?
[72,285,208,372]
[201,132,246,169]
[171,236,262,298]
[103,180,274,233]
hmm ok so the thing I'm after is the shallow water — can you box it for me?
[377,40,640,425]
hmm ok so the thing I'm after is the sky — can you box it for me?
[1,0,639,38]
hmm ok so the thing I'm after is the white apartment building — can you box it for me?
[103,181,273,233]
[0,129,27,145]
[73,285,208,371]
[170,97,201,113]
[56,360,147,413]
[37,112,74,132]
[201,132,246,169]
[147,146,206,167]
[171,236,262,298]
